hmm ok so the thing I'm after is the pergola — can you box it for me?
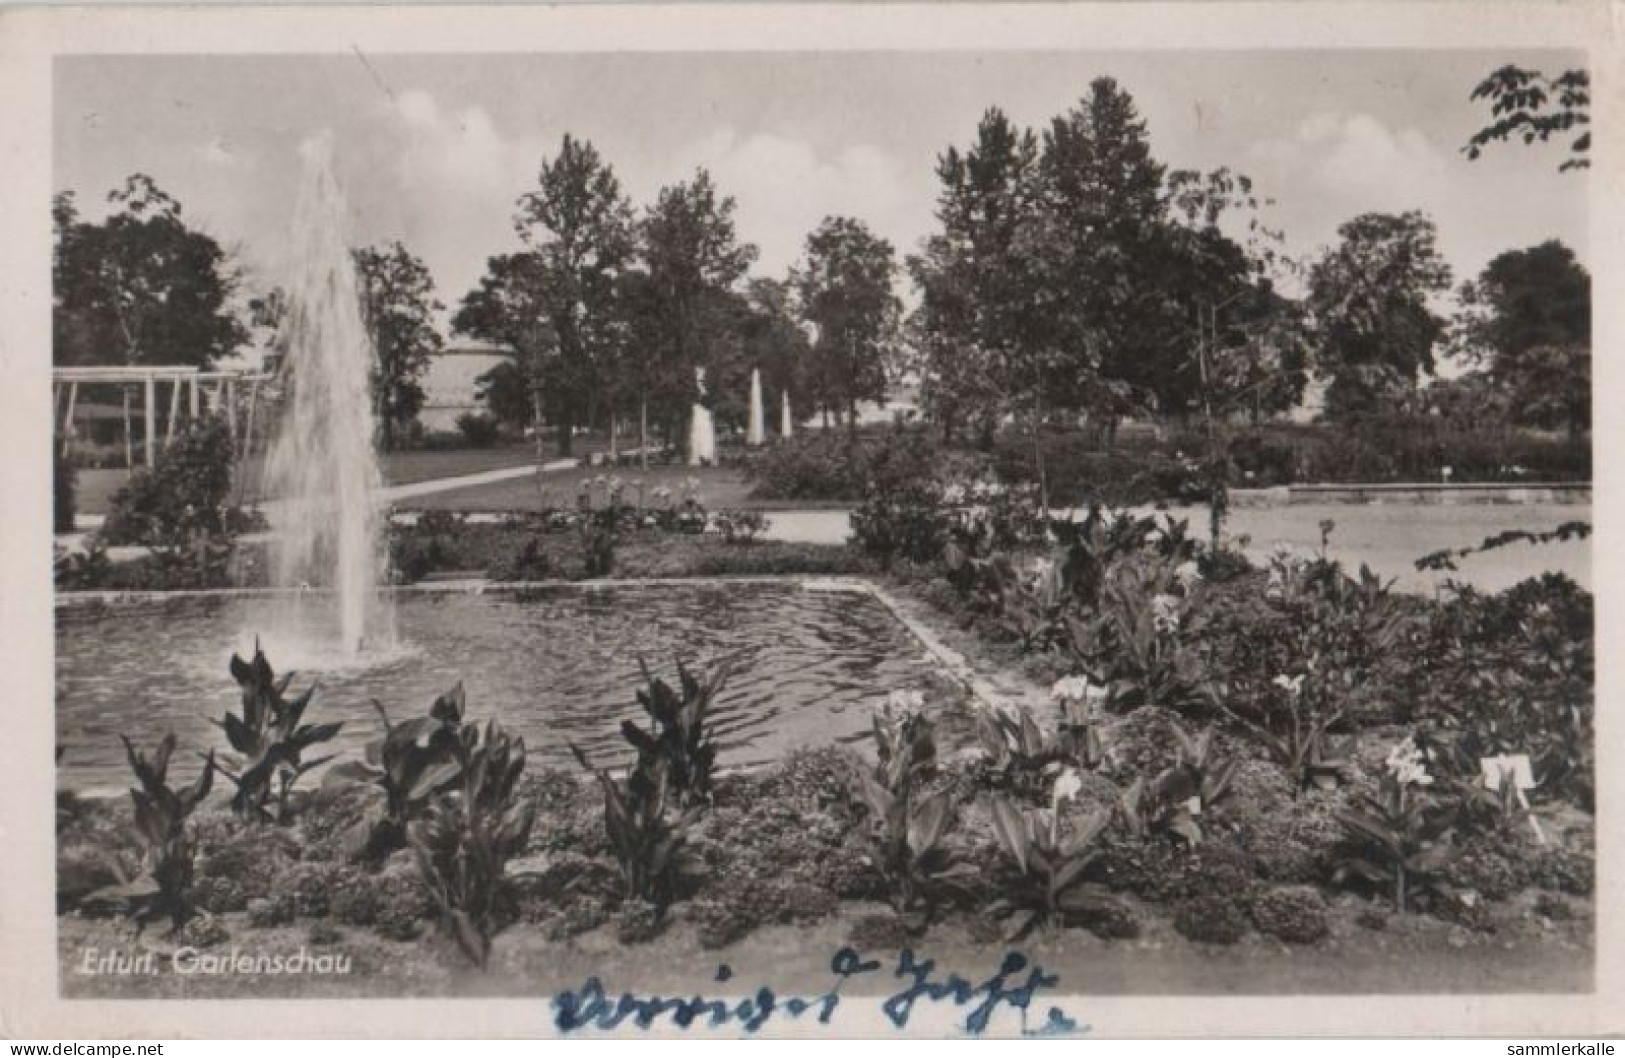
[52,365,272,468]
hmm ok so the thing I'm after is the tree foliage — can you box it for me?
[1465,65,1590,172]
[908,107,1041,443]
[53,176,246,369]
[634,169,759,441]
[1307,211,1452,420]
[793,216,902,426]
[477,135,636,455]
[353,241,444,450]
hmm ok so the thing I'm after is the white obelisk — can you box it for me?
[747,368,765,446]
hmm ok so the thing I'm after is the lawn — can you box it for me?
[403,464,768,513]
[75,442,549,516]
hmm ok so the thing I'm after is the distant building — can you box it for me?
[418,341,512,433]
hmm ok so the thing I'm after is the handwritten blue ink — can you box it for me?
[882,949,1064,1035]
[552,949,881,1034]
[550,947,1079,1036]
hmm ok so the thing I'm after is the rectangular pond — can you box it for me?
[55,582,950,793]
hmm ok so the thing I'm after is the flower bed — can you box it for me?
[56,523,1593,993]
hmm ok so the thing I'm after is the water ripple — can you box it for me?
[55,584,947,792]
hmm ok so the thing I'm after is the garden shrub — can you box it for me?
[247,895,297,929]
[176,913,230,949]
[1098,705,1188,782]
[1403,573,1594,809]
[1084,904,1141,940]
[545,900,612,941]
[1173,893,1250,945]
[692,899,758,950]
[1250,886,1330,944]
[1528,845,1594,897]
[455,412,502,448]
[102,416,238,548]
[306,922,345,947]
[745,431,867,501]
[614,899,668,945]
[1234,785,1349,885]
[847,912,914,952]
[848,432,953,568]
[1443,843,1529,902]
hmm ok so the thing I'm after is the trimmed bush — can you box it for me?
[1250,886,1330,944]
[1174,893,1250,945]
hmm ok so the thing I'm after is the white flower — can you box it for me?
[1272,674,1305,697]
[1384,737,1434,787]
[1151,593,1181,634]
[1174,560,1202,589]
[942,483,967,505]
[1051,768,1084,812]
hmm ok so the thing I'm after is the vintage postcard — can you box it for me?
[0,1,1618,1039]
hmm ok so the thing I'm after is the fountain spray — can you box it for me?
[260,133,392,657]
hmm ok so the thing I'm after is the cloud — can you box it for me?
[661,128,927,276]
[198,134,248,169]
[366,88,553,312]
[386,88,542,203]
[1247,111,1455,252]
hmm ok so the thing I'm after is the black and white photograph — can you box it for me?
[1,1,1616,1039]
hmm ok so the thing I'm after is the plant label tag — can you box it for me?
[1480,754,1535,791]
[1183,796,1202,816]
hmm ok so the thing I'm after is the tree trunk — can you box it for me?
[640,398,649,472]
[557,415,573,458]
[532,384,546,464]
[1032,372,1049,517]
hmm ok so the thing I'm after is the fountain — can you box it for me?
[258,133,392,658]
[747,368,765,446]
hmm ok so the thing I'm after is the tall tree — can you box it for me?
[792,216,902,428]
[353,241,444,451]
[1162,167,1308,422]
[909,107,1043,446]
[1307,211,1452,420]
[507,134,637,456]
[637,169,759,458]
[53,176,246,369]
[1453,240,1590,435]
[1034,77,1172,426]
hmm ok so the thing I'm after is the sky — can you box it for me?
[55,50,1588,343]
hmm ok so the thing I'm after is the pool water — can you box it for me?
[54,583,947,793]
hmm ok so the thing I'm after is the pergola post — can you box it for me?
[144,374,156,468]
[225,377,237,441]
[61,382,79,457]
[189,376,200,420]
[122,387,133,469]
[166,377,182,446]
